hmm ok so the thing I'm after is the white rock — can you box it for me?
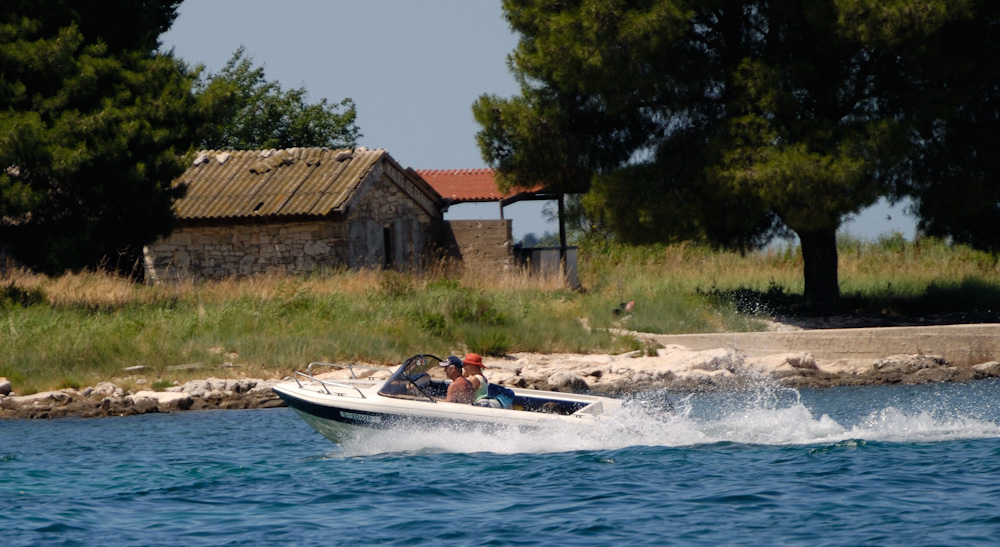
[973,361,1000,377]
[748,353,818,375]
[633,372,653,383]
[206,377,229,391]
[179,379,211,397]
[873,354,946,373]
[129,391,194,411]
[230,379,257,393]
[547,371,590,392]
[679,369,734,382]
[92,382,120,397]
[685,348,742,372]
[249,379,283,394]
[5,391,70,407]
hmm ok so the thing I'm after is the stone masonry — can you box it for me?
[143,169,440,282]
[446,219,515,271]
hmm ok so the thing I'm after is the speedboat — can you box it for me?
[272,354,623,443]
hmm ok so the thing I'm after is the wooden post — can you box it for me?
[558,194,567,280]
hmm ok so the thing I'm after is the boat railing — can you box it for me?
[292,371,368,398]
[293,362,394,399]
[305,361,362,378]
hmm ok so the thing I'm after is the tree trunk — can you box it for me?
[797,228,840,313]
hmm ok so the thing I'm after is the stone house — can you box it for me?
[143,147,444,282]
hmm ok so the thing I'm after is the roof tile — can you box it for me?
[415,168,541,202]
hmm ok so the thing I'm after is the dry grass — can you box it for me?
[0,260,608,394]
[579,235,1000,319]
[451,260,570,292]
[2,259,571,307]
[3,236,998,394]
[5,234,997,315]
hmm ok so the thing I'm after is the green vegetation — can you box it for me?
[475,1,1000,311]
[2,237,998,395]
[1,3,360,276]
[0,0,220,274]
[195,46,361,150]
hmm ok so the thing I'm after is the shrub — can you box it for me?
[0,282,46,308]
[152,379,174,391]
[447,290,507,326]
[462,327,510,356]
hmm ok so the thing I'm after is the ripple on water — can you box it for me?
[3,385,1000,545]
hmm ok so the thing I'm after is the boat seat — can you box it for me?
[512,396,587,415]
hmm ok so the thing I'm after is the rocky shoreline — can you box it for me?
[4,329,1000,420]
[0,377,288,420]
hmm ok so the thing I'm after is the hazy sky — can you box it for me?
[160,0,916,241]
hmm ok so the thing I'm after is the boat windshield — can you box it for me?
[377,354,449,401]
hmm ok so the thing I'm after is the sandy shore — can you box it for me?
[3,321,999,419]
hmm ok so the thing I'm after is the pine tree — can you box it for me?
[0,0,218,274]
[475,0,996,312]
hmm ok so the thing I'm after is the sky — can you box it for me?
[160,0,916,242]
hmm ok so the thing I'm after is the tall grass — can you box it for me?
[579,234,1000,322]
[2,234,997,394]
[0,264,635,394]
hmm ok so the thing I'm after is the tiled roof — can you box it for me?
[173,147,438,220]
[416,168,543,203]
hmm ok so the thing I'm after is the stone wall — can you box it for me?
[346,166,438,269]
[143,171,441,283]
[445,219,514,270]
[142,220,350,282]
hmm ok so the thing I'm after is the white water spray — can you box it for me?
[330,381,1000,456]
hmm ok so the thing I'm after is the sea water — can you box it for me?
[4,380,1000,546]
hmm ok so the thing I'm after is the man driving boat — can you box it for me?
[439,356,474,404]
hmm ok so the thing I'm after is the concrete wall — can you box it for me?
[648,324,1000,366]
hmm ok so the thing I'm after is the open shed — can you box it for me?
[417,168,577,286]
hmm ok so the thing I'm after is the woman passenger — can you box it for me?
[462,353,502,408]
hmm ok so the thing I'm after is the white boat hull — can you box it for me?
[272,356,621,443]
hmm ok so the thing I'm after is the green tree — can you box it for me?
[0,0,221,274]
[880,2,1000,253]
[197,47,361,150]
[474,0,985,312]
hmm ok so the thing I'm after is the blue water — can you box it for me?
[5,380,1000,546]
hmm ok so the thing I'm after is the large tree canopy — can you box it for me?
[475,0,996,311]
[0,0,222,274]
[887,2,1000,253]
[196,47,361,150]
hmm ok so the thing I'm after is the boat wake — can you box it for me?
[329,381,1000,457]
